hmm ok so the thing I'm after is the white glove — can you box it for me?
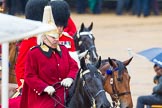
[44,86,55,96]
[17,79,24,92]
[61,78,73,87]
[62,32,70,37]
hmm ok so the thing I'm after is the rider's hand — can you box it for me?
[44,86,55,96]
[62,32,70,37]
[61,78,73,87]
[16,79,24,92]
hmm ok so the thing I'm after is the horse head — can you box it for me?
[100,57,133,108]
[74,22,98,64]
[67,57,111,108]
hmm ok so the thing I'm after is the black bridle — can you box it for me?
[80,69,105,108]
[50,68,105,108]
[77,31,98,63]
[77,31,96,51]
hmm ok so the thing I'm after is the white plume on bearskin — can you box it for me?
[37,5,59,45]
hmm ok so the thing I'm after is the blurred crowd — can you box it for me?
[0,0,28,15]
[76,0,160,16]
[0,0,161,17]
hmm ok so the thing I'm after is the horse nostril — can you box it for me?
[100,105,104,108]
[100,104,109,108]
[93,58,97,62]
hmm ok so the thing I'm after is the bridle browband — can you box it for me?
[77,31,93,39]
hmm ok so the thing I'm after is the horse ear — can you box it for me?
[108,57,113,66]
[123,57,133,66]
[80,23,84,32]
[78,50,88,59]
[88,22,93,31]
[80,57,87,70]
[95,56,101,69]
[108,57,116,68]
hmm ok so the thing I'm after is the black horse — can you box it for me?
[66,57,111,108]
[74,22,98,64]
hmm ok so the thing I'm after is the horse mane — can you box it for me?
[115,60,125,79]
[8,41,19,83]
[100,58,116,68]
[73,32,79,50]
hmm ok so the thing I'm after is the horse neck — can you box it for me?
[69,92,91,108]
[8,42,17,83]
[67,79,92,108]
[9,42,17,69]
[73,33,80,51]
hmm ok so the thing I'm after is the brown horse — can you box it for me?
[100,57,133,108]
[0,41,17,84]
[8,41,18,83]
[0,41,19,103]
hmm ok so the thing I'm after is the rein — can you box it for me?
[83,80,105,108]
[81,69,105,108]
[50,82,67,108]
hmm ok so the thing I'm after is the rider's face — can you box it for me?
[57,26,64,35]
[154,66,162,76]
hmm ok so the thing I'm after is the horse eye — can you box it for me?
[84,74,91,80]
[129,76,131,80]
[117,77,123,81]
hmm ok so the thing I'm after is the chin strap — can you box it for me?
[43,35,57,47]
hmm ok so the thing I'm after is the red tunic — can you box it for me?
[63,17,77,37]
[59,17,77,52]
[0,96,21,108]
[20,45,79,108]
[0,44,1,54]
[15,37,37,87]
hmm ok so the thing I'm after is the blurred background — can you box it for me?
[1,0,162,16]
[0,0,162,107]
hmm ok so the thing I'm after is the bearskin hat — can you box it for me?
[25,0,48,21]
[49,0,70,27]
